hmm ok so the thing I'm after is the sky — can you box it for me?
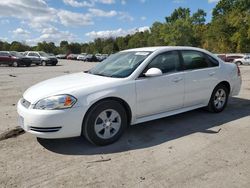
[0,0,219,46]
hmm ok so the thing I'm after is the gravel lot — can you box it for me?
[0,60,249,188]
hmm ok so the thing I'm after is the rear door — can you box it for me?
[180,50,220,107]
[27,52,40,64]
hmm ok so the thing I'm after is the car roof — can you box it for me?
[123,46,208,52]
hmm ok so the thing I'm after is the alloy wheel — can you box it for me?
[94,109,121,139]
[214,89,226,109]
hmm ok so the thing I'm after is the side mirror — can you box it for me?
[144,68,162,77]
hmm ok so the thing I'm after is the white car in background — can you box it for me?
[17,46,242,145]
[233,54,250,65]
[77,53,87,61]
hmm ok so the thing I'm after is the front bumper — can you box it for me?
[17,99,86,139]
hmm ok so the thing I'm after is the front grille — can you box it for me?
[21,98,31,109]
[29,126,62,133]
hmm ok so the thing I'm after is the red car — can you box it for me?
[217,54,243,62]
[0,51,32,67]
[67,54,79,60]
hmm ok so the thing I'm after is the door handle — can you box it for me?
[172,77,183,82]
[209,72,216,76]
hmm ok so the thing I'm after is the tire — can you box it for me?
[82,100,127,146]
[26,63,31,67]
[52,63,57,66]
[206,84,229,113]
[235,61,242,66]
[41,61,47,66]
[12,62,19,67]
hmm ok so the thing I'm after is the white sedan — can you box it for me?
[17,46,242,145]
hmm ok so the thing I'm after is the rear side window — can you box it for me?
[0,52,9,57]
[182,51,208,70]
[206,55,219,66]
[147,51,181,74]
[28,52,37,56]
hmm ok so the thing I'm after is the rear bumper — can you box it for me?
[230,76,242,96]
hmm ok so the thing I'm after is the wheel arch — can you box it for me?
[216,81,231,94]
[82,96,132,132]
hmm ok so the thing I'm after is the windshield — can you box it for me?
[10,51,23,57]
[88,51,151,78]
[39,52,50,57]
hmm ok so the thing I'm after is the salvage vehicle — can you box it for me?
[17,47,242,145]
[24,51,58,66]
[0,51,31,67]
[233,54,250,65]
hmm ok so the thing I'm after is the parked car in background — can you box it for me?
[67,54,79,60]
[56,54,67,59]
[48,53,56,57]
[233,54,250,65]
[17,46,241,145]
[0,51,31,67]
[96,54,108,62]
[77,53,87,61]
[83,54,98,62]
[216,54,244,63]
[24,51,58,66]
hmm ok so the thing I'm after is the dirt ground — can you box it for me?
[0,60,249,188]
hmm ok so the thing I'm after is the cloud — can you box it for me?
[26,27,76,45]
[63,0,115,7]
[121,0,127,5]
[173,0,185,3]
[58,10,93,26]
[140,16,147,21]
[86,26,150,39]
[118,12,134,21]
[13,28,30,38]
[0,37,8,42]
[0,19,9,24]
[208,0,219,3]
[88,8,117,17]
[0,0,57,23]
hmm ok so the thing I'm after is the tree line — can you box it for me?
[0,0,249,54]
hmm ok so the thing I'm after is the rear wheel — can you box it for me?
[82,100,127,145]
[235,61,242,66]
[12,62,19,67]
[206,84,229,113]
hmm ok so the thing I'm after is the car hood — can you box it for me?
[23,72,119,104]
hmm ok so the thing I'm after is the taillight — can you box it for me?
[236,64,241,76]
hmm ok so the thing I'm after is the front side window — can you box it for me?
[182,51,209,70]
[146,51,181,74]
[89,51,151,78]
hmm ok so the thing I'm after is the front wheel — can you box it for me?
[206,84,229,113]
[41,61,47,66]
[82,100,127,145]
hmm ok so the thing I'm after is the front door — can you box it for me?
[136,51,184,118]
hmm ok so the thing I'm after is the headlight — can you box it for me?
[34,95,77,110]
